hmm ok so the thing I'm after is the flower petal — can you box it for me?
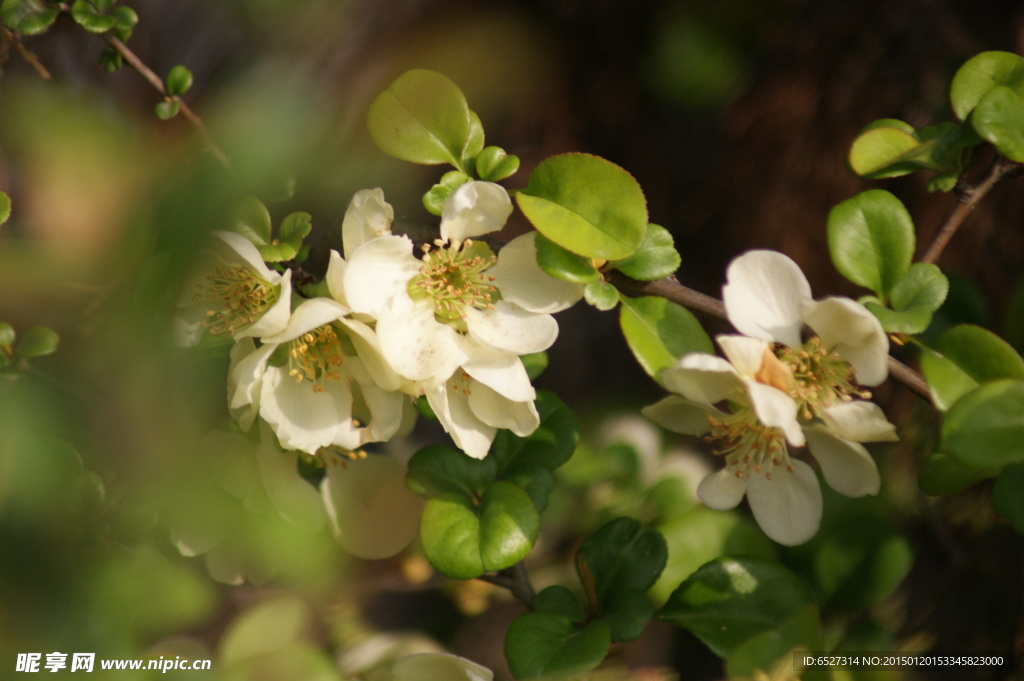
[464,301,558,355]
[392,653,494,681]
[261,296,347,345]
[255,428,327,529]
[259,366,355,455]
[716,334,769,377]
[238,269,293,340]
[326,250,348,307]
[642,395,721,436]
[377,296,469,381]
[343,234,421,317]
[321,455,424,560]
[661,352,744,404]
[214,230,282,283]
[804,424,881,498]
[461,344,535,402]
[746,458,822,545]
[746,381,805,446]
[820,401,899,442]
[722,250,811,348]
[342,188,394,258]
[346,356,407,443]
[803,296,889,386]
[337,316,404,392]
[425,379,496,459]
[228,339,274,431]
[697,468,748,510]
[488,232,584,313]
[467,379,540,436]
[439,181,512,243]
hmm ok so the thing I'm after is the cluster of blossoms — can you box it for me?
[644,250,898,545]
[176,181,581,556]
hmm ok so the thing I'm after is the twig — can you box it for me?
[606,271,933,401]
[477,562,536,610]
[1,24,52,79]
[100,34,230,168]
[920,156,1022,265]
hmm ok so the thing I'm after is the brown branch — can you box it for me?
[477,562,536,610]
[607,271,933,401]
[1,24,52,79]
[100,34,230,168]
[920,156,1022,265]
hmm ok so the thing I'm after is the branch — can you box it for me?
[477,562,536,610]
[607,271,933,401]
[920,156,1022,265]
[1,24,52,79]
[100,34,230,168]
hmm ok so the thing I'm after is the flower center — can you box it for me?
[706,409,793,481]
[776,336,869,420]
[191,265,277,337]
[287,324,344,392]
[409,239,499,331]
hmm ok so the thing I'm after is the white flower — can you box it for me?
[642,250,898,546]
[390,653,493,681]
[320,452,424,560]
[337,184,581,457]
[228,295,406,455]
[342,183,581,383]
[176,230,292,346]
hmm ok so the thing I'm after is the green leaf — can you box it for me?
[949,51,1024,121]
[612,223,681,281]
[583,280,619,311]
[232,196,272,246]
[919,451,999,496]
[256,242,299,263]
[111,5,138,29]
[993,463,1024,535]
[521,352,548,381]
[971,86,1024,162]
[0,191,10,226]
[657,556,813,658]
[516,153,648,260]
[406,444,496,499]
[848,126,929,178]
[476,145,520,182]
[366,69,472,169]
[70,0,116,33]
[419,482,538,579]
[726,605,823,681]
[862,263,948,334]
[941,379,1024,469]
[219,597,310,665]
[890,263,949,313]
[919,324,1024,410]
[492,390,579,472]
[577,518,666,643]
[98,47,123,72]
[500,463,554,513]
[279,211,312,244]
[534,585,586,622]
[0,322,15,350]
[16,326,59,358]
[155,100,180,121]
[1,0,59,35]
[812,517,912,611]
[619,296,713,380]
[422,170,470,216]
[651,506,777,606]
[534,234,600,284]
[165,65,194,97]
[505,613,610,679]
[462,110,485,170]
[827,189,915,300]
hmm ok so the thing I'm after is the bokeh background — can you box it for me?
[2,1,1024,679]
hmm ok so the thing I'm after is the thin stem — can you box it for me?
[920,156,1022,265]
[1,24,52,79]
[478,562,536,610]
[606,271,933,401]
[100,34,230,168]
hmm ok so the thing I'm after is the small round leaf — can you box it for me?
[941,379,1024,469]
[949,51,1024,121]
[619,295,713,380]
[165,65,194,97]
[155,100,181,121]
[1,0,59,35]
[505,613,610,679]
[70,0,116,33]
